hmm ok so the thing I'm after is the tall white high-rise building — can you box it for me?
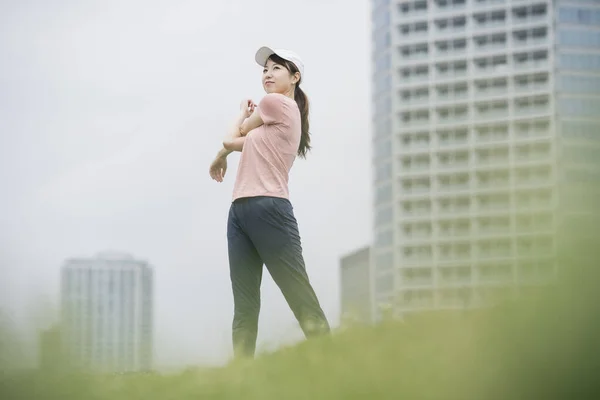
[370,0,600,321]
[60,252,154,372]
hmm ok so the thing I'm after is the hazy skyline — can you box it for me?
[0,0,372,367]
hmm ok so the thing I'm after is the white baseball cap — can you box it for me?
[254,46,305,80]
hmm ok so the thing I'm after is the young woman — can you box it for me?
[209,46,331,359]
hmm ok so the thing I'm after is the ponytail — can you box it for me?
[294,84,311,158]
[267,53,311,158]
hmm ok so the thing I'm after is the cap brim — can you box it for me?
[255,46,276,67]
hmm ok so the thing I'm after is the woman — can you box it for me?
[209,46,331,359]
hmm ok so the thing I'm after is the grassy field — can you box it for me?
[1,274,598,400]
[1,233,598,399]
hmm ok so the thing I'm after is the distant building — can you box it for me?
[60,251,153,372]
[339,246,372,324]
[370,0,600,319]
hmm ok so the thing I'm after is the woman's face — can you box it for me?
[262,58,298,94]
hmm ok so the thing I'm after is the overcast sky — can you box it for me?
[0,0,372,367]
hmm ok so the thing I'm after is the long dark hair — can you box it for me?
[268,54,311,158]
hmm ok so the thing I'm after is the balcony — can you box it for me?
[514,81,549,94]
[401,253,433,264]
[434,24,467,37]
[400,119,430,129]
[515,191,553,210]
[400,96,430,107]
[515,217,553,235]
[514,147,552,165]
[434,0,467,14]
[436,48,468,59]
[477,178,510,190]
[474,86,508,100]
[437,204,471,215]
[398,75,430,87]
[403,277,434,288]
[473,41,507,54]
[401,229,433,240]
[400,134,431,152]
[475,129,509,143]
[477,247,512,259]
[512,14,549,27]
[437,251,472,264]
[473,18,506,30]
[436,91,469,104]
[477,195,510,213]
[401,210,432,223]
[475,264,513,284]
[514,104,550,117]
[438,227,471,239]
[400,165,431,177]
[437,183,470,193]
[474,0,506,8]
[513,37,548,49]
[514,122,551,139]
[513,59,549,72]
[474,109,509,122]
[398,2,429,20]
[399,51,430,64]
[399,26,429,43]
[401,178,432,197]
[436,71,469,84]
[474,149,510,167]
[473,64,510,77]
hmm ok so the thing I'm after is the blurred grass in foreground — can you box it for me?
[1,223,599,399]
[2,274,598,400]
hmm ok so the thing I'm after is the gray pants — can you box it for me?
[227,196,330,358]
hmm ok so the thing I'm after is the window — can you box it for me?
[375,206,394,226]
[560,29,600,48]
[374,51,391,73]
[562,120,600,141]
[373,0,390,8]
[561,98,600,117]
[563,146,600,164]
[559,74,600,94]
[373,7,390,30]
[374,137,392,159]
[375,183,392,205]
[375,274,394,294]
[375,251,394,272]
[559,53,600,71]
[375,161,392,182]
[374,72,391,95]
[374,93,391,117]
[373,29,391,54]
[559,7,600,25]
[376,229,394,246]
[564,169,600,184]
[374,116,391,140]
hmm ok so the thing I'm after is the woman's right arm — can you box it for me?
[222,112,248,153]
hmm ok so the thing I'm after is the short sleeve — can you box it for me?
[258,93,286,125]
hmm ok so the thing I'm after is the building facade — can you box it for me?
[60,252,153,372]
[339,246,372,324]
[370,0,600,321]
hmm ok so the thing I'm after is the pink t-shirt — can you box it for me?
[232,93,301,202]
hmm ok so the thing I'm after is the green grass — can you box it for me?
[2,236,598,399]
[1,278,598,400]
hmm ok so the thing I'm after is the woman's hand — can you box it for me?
[240,99,256,119]
[209,154,228,183]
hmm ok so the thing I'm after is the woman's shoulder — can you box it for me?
[260,92,292,105]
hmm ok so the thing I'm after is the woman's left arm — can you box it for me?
[239,110,264,136]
